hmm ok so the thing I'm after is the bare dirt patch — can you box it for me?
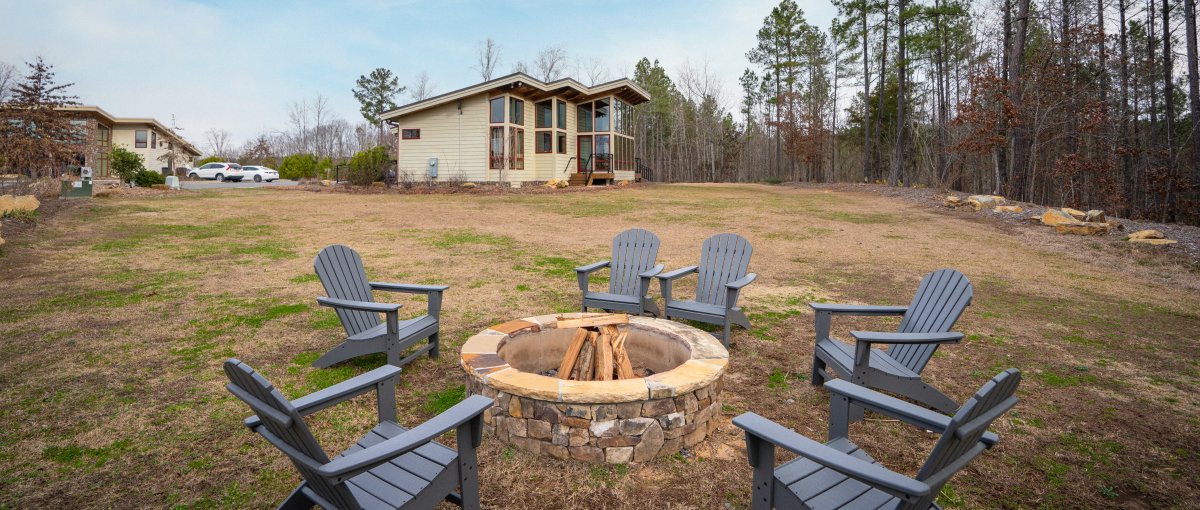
[0,183,1197,509]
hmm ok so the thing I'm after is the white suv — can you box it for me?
[189,162,246,182]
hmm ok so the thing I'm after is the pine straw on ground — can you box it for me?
[0,183,1197,509]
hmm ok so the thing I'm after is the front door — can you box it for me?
[576,135,593,172]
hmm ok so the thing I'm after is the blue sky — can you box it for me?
[1,0,837,148]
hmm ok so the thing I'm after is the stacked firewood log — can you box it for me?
[555,314,636,381]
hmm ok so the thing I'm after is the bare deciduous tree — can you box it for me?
[0,61,18,103]
[577,56,610,85]
[474,37,501,81]
[409,71,436,101]
[511,60,529,74]
[203,128,232,159]
[534,46,568,82]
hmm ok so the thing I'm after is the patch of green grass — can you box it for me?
[424,384,466,415]
[767,369,791,391]
[1037,457,1072,487]
[229,240,296,260]
[309,309,342,329]
[1036,368,1099,387]
[937,483,965,507]
[42,439,131,469]
[811,210,900,224]
[2,208,38,221]
[289,273,320,284]
[171,299,309,368]
[515,284,531,292]
[423,229,515,250]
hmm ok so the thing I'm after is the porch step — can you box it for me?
[568,173,616,186]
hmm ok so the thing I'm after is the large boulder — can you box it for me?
[967,195,1006,211]
[1084,209,1106,223]
[943,195,964,207]
[12,195,39,211]
[994,205,1023,213]
[1054,221,1112,236]
[1061,207,1087,220]
[1129,238,1178,245]
[1128,229,1165,240]
[0,195,13,215]
[1041,209,1078,226]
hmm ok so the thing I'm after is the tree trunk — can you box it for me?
[1007,0,1032,200]
[873,3,891,182]
[861,5,872,182]
[1162,0,1177,221]
[1184,0,1200,209]
[890,0,907,186]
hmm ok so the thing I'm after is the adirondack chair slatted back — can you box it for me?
[695,233,753,307]
[224,359,358,509]
[315,245,381,337]
[608,228,661,296]
[909,369,1021,509]
[890,269,973,373]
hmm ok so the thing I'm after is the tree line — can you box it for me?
[630,0,1199,224]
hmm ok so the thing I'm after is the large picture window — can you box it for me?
[535,131,552,153]
[509,98,524,125]
[489,127,505,169]
[577,103,593,132]
[490,97,505,123]
[509,128,524,169]
[594,99,610,132]
[535,101,552,128]
[135,129,148,148]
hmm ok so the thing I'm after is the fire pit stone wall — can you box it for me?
[461,314,728,464]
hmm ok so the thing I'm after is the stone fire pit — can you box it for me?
[460,313,728,464]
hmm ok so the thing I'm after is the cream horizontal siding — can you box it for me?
[396,94,489,182]
[112,124,197,171]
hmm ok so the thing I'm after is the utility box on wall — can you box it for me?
[427,157,438,179]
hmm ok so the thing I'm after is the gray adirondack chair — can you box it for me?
[734,369,1020,510]
[576,228,665,316]
[313,244,448,369]
[658,233,756,347]
[810,268,972,415]
[224,359,493,510]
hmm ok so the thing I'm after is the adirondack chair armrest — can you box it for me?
[575,260,610,292]
[657,265,698,305]
[316,297,402,314]
[369,282,449,294]
[368,282,449,317]
[723,273,757,310]
[733,412,931,498]
[317,395,494,483]
[809,303,909,316]
[637,264,665,297]
[849,331,965,345]
[823,379,999,446]
[657,265,699,281]
[243,366,402,429]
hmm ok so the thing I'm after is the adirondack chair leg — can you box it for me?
[312,339,384,368]
[275,485,314,510]
[745,432,776,510]
[729,309,751,330]
[722,320,732,348]
[456,418,482,510]
[811,356,827,386]
[428,332,440,359]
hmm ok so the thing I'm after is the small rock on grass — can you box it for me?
[1128,229,1165,240]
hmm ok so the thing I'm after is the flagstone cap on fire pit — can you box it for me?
[460,313,729,404]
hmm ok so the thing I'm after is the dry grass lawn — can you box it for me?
[0,183,1197,509]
